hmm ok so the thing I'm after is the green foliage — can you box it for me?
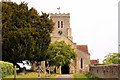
[46,41,76,66]
[103,53,120,64]
[0,61,13,78]
[2,2,54,63]
[3,28,36,62]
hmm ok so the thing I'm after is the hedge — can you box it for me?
[0,61,13,78]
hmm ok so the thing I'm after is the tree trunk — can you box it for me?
[60,66,61,74]
[49,66,50,75]
[32,61,36,71]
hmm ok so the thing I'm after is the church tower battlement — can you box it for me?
[50,13,73,41]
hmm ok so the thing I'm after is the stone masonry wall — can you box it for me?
[89,64,120,79]
[75,49,90,73]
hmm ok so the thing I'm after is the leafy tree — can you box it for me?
[103,53,120,64]
[46,41,76,67]
[2,2,54,64]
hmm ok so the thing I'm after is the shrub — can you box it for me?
[0,61,13,78]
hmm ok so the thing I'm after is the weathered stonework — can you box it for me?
[50,13,90,74]
[89,64,120,79]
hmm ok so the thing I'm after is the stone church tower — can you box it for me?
[50,13,90,74]
[50,13,72,42]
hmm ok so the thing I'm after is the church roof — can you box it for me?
[76,45,89,54]
[90,59,99,65]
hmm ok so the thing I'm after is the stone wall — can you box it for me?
[89,64,120,79]
[75,49,90,73]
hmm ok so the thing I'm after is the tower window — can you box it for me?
[58,21,60,28]
[61,21,63,28]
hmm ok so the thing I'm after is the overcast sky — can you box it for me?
[11,0,119,63]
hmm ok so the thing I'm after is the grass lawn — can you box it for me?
[2,72,58,80]
[72,74,88,78]
[72,74,99,80]
[2,72,102,80]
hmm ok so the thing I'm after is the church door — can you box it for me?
[61,65,69,74]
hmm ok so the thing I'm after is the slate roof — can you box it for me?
[76,45,89,54]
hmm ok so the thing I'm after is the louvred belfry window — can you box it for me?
[58,21,60,28]
[61,21,63,28]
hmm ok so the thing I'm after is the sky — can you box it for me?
[11,0,119,63]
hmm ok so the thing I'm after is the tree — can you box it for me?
[2,2,54,64]
[103,53,120,64]
[46,41,76,67]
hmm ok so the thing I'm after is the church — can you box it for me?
[50,13,90,74]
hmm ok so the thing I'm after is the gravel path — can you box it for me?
[57,74,72,80]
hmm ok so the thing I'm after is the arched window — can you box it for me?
[58,21,60,28]
[61,21,63,28]
[81,58,83,69]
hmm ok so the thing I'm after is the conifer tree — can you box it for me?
[2,2,54,64]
